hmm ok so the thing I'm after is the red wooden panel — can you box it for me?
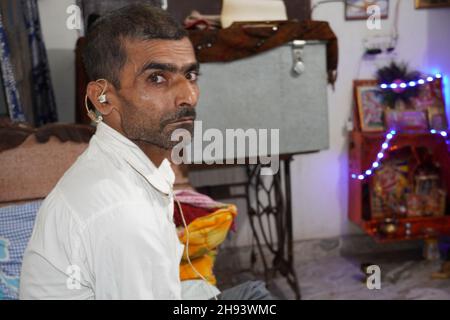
[348,131,450,241]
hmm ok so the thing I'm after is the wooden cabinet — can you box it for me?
[348,130,450,242]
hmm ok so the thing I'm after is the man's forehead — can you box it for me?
[123,37,195,68]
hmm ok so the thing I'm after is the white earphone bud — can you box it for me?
[98,94,107,104]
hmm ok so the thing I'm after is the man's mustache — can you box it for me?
[160,107,197,128]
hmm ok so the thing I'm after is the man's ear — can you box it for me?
[86,80,118,116]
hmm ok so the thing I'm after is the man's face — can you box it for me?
[115,37,199,149]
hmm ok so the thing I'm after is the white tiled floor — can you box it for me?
[215,244,450,300]
[273,254,450,300]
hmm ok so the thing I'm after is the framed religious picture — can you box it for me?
[354,80,386,132]
[345,0,389,20]
[385,109,429,132]
[384,77,447,132]
[410,77,448,130]
[415,0,450,9]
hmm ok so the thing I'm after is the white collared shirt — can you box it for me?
[20,122,189,300]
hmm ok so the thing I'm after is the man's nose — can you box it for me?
[175,78,199,108]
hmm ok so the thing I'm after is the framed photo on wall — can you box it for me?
[345,0,389,20]
[415,0,450,9]
[385,110,429,132]
[410,78,448,130]
[354,80,386,132]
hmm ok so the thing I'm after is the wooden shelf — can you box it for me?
[361,216,450,243]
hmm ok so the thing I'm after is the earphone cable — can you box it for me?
[175,197,219,300]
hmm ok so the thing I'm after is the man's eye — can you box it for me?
[186,71,200,82]
[149,73,166,84]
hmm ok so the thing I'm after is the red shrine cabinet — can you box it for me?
[348,79,450,242]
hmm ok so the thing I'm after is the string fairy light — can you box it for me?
[351,129,449,181]
[379,73,442,90]
[352,72,448,181]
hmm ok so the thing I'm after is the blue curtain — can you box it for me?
[0,0,57,125]
[0,12,25,122]
[22,0,57,125]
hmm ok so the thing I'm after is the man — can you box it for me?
[20,4,272,300]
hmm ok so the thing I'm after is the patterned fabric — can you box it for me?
[21,0,57,125]
[178,204,238,285]
[189,20,339,85]
[174,189,237,231]
[173,202,215,227]
[174,189,224,210]
[178,206,237,260]
[0,0,57,125]
[0,11,25,122]
[180,250,218,285]
[0,200,42,300]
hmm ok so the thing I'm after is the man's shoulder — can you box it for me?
[52,147,148,221]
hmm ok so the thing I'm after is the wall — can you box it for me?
[39,0,78,123]
[38,0,450,246]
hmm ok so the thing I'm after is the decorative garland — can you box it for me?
[379,73,442,90]
[353,67,447,181]
[351,129,449,181]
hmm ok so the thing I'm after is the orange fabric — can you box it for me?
[179,250,217,285]
[178,204,237,284]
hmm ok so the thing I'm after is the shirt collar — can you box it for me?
[93,122,175,196]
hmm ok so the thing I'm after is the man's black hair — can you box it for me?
[83,4,188,88]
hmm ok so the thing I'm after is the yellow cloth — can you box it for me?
[180,250,218,285]
[178,204,237,285]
